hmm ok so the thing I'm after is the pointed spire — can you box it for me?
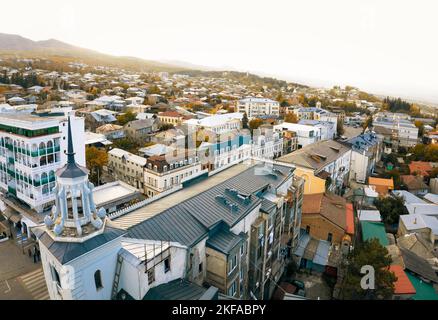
[66,115,76,164]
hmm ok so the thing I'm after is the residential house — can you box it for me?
[143,152,207,197]
[237,97,280,118]
[107,148,147,191]
[373,116,418,149]
[346,132,383,183]
[298,119,335,141]
[124,119,158,142]
[368,177,394,196]
[96,124,125,140]
[274,122,321,149]
[409,161,432,177]
[300,193,354,245]
[277,140,352,195]
[158,111,192,126]
[400,175,429,196]
[398,214,438,248]
[184,113,243,135]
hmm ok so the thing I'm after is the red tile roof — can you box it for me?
[409,161,432,177]
[389,265,416,295]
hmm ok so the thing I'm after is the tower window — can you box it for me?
[51,266,60,286]
[164,257,171,273]
[94,270,103,290]
[147,268,155,285]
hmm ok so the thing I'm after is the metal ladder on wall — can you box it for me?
[111,254,123,300]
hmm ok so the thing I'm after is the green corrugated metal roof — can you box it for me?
[360,221,388,246]
[406,272,438,300]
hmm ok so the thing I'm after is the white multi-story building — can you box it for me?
[0,112,85,214]
[107,148,147,191]
[251,130,283,160]
[274,122,322,149]
[346,133,383,184]
[373,116,419,148]
[237,97,280,118]
[298,119,336,140]
[143,153,207,197]
[183,112,243,135]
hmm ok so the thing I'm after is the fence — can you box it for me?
[107,185,183,220]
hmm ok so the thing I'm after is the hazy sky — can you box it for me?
[1,0,438,103]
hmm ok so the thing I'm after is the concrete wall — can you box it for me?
[119,244,187,300]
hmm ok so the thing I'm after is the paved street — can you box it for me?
[0,239,47,300]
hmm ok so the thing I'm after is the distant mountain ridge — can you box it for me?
[0,33,80,51]
[0,33,188,72]
[0,33,307,89]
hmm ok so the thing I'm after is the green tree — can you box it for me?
[159,123,174,131]
[86,146,108,185]
[249,118,264,131]
[362,115,373,133]
[414,120,424,137]
[242,112,249,129]
[116,110,137,126]
[374,195,408,225]
[284,113,298,123]
[111,137,141,154]
[337,120,345,136]
[341,239,396,300]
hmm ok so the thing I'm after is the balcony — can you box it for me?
[8,186,16,196]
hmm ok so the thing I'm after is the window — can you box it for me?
[228,255,237,274]
[240,244,245,257]
[228,280,237,297]
[198,262,203,273]
[164,257,171,273]
[147,268,155,285]
[305,226,310,234]
[94,270,103,290]
[327,233,333,243]
[51,266,60,285]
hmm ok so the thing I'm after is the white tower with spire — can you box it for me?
[36,116,125,300]
[44,116,106,240]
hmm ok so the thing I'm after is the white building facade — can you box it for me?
[237,98,280,118]
[0,113,84,213]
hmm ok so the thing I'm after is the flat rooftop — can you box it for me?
[93,181,139,207]
[112,162,253,229]
[0,113,63,123]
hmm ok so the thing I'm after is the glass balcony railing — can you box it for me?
[2,144,60,157]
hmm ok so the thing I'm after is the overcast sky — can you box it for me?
[1,0,437,103]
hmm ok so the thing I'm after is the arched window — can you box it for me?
[94,270,103,290]
[39,142,46,150]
